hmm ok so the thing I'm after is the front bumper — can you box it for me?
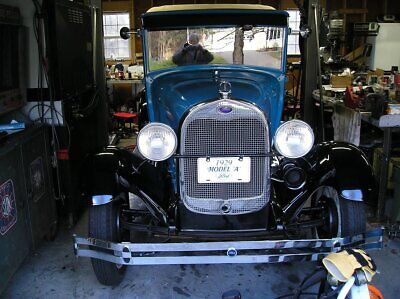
[73,229,383,266]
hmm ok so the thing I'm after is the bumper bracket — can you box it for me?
[73,228,383,266]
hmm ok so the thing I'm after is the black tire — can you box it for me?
[89,202,127,286]
[315,187,366,238]
[339,198,366,237]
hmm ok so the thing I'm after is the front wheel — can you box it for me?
[315,187,366,238]
[89,201,127,286]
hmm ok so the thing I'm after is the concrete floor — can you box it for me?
[3,212,400,299]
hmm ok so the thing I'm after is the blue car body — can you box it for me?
[145,65,286,137]
[74,6,379,286]
[84,4,374,236]
[140,7,289,190]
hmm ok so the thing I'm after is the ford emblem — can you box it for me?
[227,247,237,257]
[219,106,232,114]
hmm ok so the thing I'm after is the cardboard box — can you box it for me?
[331,75,352,88]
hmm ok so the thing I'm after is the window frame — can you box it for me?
[286,9,301,57]
[144,26,287,73]
[103,12,131,60]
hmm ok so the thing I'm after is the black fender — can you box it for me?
[277,141,375,222]
[83,146,171,212]
[82,148,121,198]
[305,141,374,201]
[136,88,148,130]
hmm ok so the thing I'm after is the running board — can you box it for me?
[73,228,383,266]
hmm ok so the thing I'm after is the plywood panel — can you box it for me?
[217,0,238,4]
[281,0,299,9]
[347,0,363,9]
[153,0,173,6]
[366,0,383,21]
[261,0,279,7]
[238,0,260,4]
[175,0,195,3]
[387,0,400,15]
[327,0,344,11]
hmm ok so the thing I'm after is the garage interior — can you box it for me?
[1,0,400,298]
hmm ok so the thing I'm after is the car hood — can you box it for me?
[145,65,286,137]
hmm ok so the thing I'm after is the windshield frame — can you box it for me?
[142,25,288,75]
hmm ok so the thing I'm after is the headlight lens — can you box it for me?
[274,120,314,158]
[137,123,177,161]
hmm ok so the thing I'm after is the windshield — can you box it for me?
[147,26,285,71]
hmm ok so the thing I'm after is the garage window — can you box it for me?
[103,12,130,60]
[287,10,301,56]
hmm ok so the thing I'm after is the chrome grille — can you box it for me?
[179,99,270,215]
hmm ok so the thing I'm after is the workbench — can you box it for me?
[106,79,144,112]
[317,98,400,221]
[106,78,143,87]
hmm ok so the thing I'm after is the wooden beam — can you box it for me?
[362,0,366,22]
[337,8,368,14]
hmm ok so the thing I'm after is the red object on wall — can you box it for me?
[57,149,69,160]
[344,86,362,109]
[395,74,400,89]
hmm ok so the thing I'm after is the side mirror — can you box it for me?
[120,27,140,40]
[120,27,132,40]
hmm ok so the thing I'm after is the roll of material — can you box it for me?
[0,122,25,131]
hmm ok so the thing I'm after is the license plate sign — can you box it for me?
[197,157,251,183]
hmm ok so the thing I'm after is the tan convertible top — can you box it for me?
[146,4,276,14]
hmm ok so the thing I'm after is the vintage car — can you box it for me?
[74,4,380,286]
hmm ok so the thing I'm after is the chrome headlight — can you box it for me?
[274,120,314,158]
[137,123,177,161]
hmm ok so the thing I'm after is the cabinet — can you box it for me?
[0,125,57,293]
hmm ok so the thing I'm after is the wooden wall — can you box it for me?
[103,0,135,64]
[102,0,400,60]
[326,0,400,54]
[103,0,301,57]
